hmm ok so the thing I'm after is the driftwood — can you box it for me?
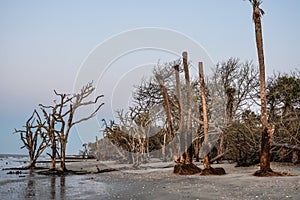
[209,153,225,164]
[96,165,117,173]
[38,167,118,176]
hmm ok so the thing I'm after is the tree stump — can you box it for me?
[173,163,201,175]
[200,167,226,175]
[253,169,293,177]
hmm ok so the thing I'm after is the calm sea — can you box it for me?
[0,154,109,199]
[0,154,29,169]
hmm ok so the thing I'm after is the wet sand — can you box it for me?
[1,161,299,200]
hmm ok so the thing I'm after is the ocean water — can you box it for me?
[0,154,110,199]
[0,154,29,169]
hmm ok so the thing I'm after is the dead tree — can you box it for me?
[102,118,133,162]
[182,52,193,165]
[40,103,60,170]
[174,64,185,162]
[103,109,154,166]
[155,73,175,161]
[199,62,210,169]
[40,82,104,172]
[212,58,259,158]
[129,106,154,162]
[15,110,48,169]
[199,62,226,175]
[173,52,201,175]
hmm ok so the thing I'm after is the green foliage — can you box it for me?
[267,72,300,163]
[226,110,261,166]
[226,71,300,165]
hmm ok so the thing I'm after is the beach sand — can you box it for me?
[1,160,299,200]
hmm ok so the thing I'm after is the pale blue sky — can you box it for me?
[0,0,299,154]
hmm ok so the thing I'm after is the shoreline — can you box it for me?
[1,160,299,199]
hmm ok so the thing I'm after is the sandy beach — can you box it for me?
[1,160,299,200]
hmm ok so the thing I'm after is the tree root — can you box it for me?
[173,163,201,175]
[253,169,296,177]
[200,167,226,176]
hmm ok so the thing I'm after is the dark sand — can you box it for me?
[1,160,299,200]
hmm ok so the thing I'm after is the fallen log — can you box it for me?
[209,153,225,164]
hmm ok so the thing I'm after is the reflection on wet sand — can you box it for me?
[25,179,35,198]
[50,175,66,199]
[50,175,55,199]
[60,176,66,200]
[23,174,66,199]
[2,170,109,199]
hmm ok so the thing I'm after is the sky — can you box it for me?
[0,0,299,155]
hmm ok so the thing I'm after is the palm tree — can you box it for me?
[249,0,272,174]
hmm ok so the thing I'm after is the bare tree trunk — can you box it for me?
[292,150,299,164]
[199,62,210,169]
[162,134,167,161]
[156,73,174,161]
[174,64,185,163]
[50,117,57,170]
[252,1,271,173]
[60,139,67,171]
[218,87,235,157]
[194,136,200,162]
[50,140,57,170]
[59,105,73,172]
[173,54,201,175]
[145,126,150,159]
[28,159,36,169]
[183,51,193,164]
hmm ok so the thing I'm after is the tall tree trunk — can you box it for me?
[50,120,57,170]
[49,111,57,170]
[173,54,202,175]
[183,51,193,164]
[199,62,210,169]
[174,64,185,163]
[156,74,174,161]
[252,2,271,172]
[60,106,73,171]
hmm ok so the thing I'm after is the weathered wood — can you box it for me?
[209,153,225,164]
[199,62,210,169]
[183,51,193,165]
[14,110,49,169]
[250,0,272,173]
[174,64,184,162]
[39,82,104,172]
[156,74,174,140]
[156,73,174,162]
